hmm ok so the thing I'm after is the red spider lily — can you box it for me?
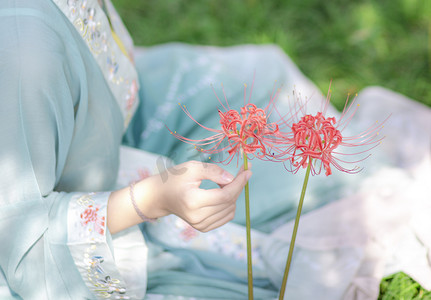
[168,82,290,165]
[277,86,389,300]
[278,88,388,176]
[168,80,296,300]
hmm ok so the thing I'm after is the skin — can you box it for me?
[107,161,252,234]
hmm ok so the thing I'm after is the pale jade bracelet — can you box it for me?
[129,182,157,223]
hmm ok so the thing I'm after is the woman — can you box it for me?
[1,0,430,299]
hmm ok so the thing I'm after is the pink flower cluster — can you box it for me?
[278,89,387,176]
[81,205,106,235]
[288,113,342,175]
[170,83,386,176]
[218,103,282,160]
[169,83,288,165]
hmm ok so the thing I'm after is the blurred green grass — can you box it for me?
[379,273,431,300]
[113,0,431,110]
[113,0,431,297]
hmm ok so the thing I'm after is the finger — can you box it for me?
[192,203,236,232]
[239,161,252,172]
[194,169,252,207]
[184,199,234,227]
[200,206,237,232]
[221,169,252,200]
[191,187,234,208]
[217,163,252,188]
[191,161,235,185]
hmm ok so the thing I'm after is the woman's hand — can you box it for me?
[138,161,252,232]
[107,161,251,234]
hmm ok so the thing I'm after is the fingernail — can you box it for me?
[222,171,234,183]
[245,171,252,181]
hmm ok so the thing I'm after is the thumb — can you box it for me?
[221,169,252,197]
[196,162,235,185]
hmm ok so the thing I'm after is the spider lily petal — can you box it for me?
[168,82,291,165]
[279,88,388,176]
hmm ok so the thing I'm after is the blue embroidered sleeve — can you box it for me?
[0,2,139,299]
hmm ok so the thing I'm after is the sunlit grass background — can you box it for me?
[113,0,431,297]
[114,0,430,110]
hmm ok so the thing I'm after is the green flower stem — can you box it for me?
[243,154,254,300]
[278,159,312,300]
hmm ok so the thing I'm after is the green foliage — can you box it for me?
[379,272,431,300]
[113,0,430,110]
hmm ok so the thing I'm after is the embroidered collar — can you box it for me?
[54,0,139,129]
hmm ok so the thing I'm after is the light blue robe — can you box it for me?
[0,0,126,298]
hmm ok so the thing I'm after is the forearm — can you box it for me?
[107,176,167,234]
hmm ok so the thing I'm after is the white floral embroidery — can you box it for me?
[68,193,131,299]
[54,0,139,129]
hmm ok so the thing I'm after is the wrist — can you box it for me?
[133,175,169,220]
[129,181,157,222]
